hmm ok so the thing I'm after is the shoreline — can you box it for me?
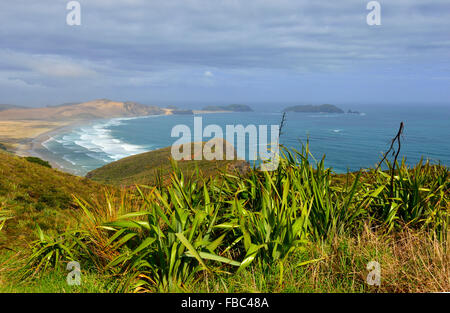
[14,120,93,174]
[11,113,174,176]
[10,111,243,176]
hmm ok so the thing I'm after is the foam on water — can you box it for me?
[67,119,149,161]
[62,155,77,166]
[43,118,153,174]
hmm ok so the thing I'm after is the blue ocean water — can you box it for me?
[41,105,450,176]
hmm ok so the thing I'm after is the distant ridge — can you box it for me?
[46,102,81,108]
[0,99,167,121]
[0,104,25,111]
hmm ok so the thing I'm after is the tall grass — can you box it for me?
[369,159,449,239]
[20,145,449,292]
[0,208,13,233]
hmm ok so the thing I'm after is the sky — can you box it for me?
[0,0,449,108]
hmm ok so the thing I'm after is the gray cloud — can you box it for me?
[0,0,449,105]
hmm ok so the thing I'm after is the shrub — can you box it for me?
[24,157,52,168]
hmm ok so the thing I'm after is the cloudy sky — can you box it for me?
[0,0,449,107]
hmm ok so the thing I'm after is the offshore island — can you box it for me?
[283,104,345,113]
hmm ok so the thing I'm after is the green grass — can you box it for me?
[4,228,446,293]
[0,249,115,293]
[0,143,448,293]
[86,144,249,187]
[0,149,108,246]
[9,144,447,293]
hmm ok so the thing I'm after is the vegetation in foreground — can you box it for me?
[0,145,448,293]
[0,150,108,246]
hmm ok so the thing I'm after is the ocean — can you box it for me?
[40,104,450,176]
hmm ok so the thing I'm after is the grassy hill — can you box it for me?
[0,150,108,246]
[86,143,250,187]
[4,144,447,293]
[0,134,447,293]
[0,140,248,247]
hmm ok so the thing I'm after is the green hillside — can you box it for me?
[0,150,107,246]
[86,144,249,187]
[6,145,448,293]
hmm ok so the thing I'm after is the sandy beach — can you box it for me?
[0,100,178,174]
[0,102,240,175]
[0,120,71,153]
[25,121,92,172]
[0,119,91,173]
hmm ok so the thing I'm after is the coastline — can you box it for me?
[1,108,238,170]
[14,120,93,174]
[11,113,174,176]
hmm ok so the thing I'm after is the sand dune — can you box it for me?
[0,99,166,121]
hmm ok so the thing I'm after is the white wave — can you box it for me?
[113,114,166,123]
[70,120,149,161]
[86,153,111,163]
[62,155,77,166]
[41,137,54,149]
